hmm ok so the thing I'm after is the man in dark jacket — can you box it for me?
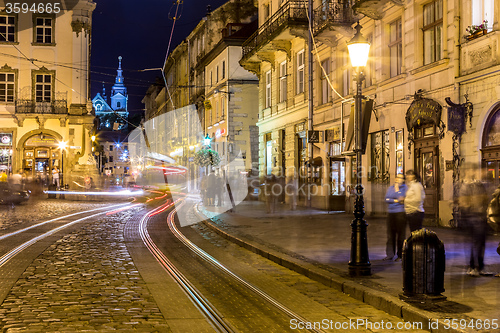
[384,174,407,261]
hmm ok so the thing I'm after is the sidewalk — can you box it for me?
[197,200,500,333]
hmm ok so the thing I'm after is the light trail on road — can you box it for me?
[0,202,140,269]
[139,198,325,333]
[0,202,132,241]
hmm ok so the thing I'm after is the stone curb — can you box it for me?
[194,206,474,333]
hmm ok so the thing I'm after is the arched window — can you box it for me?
[481,104,500,185]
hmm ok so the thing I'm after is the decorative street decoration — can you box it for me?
[194,148,220,167]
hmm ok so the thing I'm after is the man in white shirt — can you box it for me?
[404,169,425,232]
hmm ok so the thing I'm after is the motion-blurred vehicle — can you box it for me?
[0,183,30,205]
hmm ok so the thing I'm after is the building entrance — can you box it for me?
[23,133,61,182]
[413,125,439,218]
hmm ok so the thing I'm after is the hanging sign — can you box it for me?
[447,103,465,136]
[405,97,442,130]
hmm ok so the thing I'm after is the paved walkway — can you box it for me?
[198,200,500,333]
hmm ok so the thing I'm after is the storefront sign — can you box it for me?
[0,133,11,146]
[24,134,58,147]
[405,97,442,130]
[447,104,465,136]
[308,130,320,143]
[325,125,342,142]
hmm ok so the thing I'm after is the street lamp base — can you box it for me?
[348,264,371,277]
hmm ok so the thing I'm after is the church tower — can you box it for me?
[110,56,128,111]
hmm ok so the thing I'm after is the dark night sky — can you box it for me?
[90,0,228,115]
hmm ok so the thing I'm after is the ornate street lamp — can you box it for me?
[347,23,371,276]
[203,134,212,148]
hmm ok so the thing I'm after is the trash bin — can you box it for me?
[400,228,446,302]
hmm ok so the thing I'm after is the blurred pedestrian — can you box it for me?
[206,170,216,206]
[0,170,7,182]
[265,174,278,213]
[9,169,23,191]
[459,163,491,276]
[404,169,425,232]
[51,167,60,189]
[287,173,298,211]
[200,175,208,205]
[215,174,224,207]
[384,174,407,261]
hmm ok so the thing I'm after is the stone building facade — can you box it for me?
[142,0,259,182]
[0,0,95,183]
[240,0,499,226]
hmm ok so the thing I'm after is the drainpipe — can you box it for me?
[307,0,313,207]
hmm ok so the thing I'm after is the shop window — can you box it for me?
[370,130,390,183]
[395,130,404,175]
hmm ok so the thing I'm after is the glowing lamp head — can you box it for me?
[91,135,96,142]
[58,141,68,150]
[347,23,370,68]
[203,134,211,147]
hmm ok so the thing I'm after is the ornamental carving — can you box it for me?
[71,20,91,37]
[469,45,492,67]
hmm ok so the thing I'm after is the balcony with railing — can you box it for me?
[352,0,403,20]
[15,92,68,115]
[313,0,357,40]
[241,1,308,64]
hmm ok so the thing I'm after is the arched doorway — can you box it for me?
[481,105,500,186]
[22,133,61,182]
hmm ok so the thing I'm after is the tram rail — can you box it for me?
[139,198,326,333]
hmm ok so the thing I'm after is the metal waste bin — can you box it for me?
[401,228,446,301]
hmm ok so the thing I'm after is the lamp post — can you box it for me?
[347,23,371,276]
[58,141,67,195]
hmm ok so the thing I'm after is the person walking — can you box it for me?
[206,170,217,206]
[404,169,425,232]
[51,167,60,189]
[383,174,407,261]
[0,170,7,183]
[459,163,491,276]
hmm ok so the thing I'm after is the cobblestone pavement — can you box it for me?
[0,198,120,233]
[0,205,170,332]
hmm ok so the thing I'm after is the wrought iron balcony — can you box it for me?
[16,97,68,114]
[313,0,356,36]
[242,1,308,61]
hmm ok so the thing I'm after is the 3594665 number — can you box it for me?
[5,3,61,14]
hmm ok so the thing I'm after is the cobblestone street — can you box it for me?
[0,199,115,232]
[0,206,169,332]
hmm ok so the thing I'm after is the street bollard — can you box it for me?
[400,228,446,302]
